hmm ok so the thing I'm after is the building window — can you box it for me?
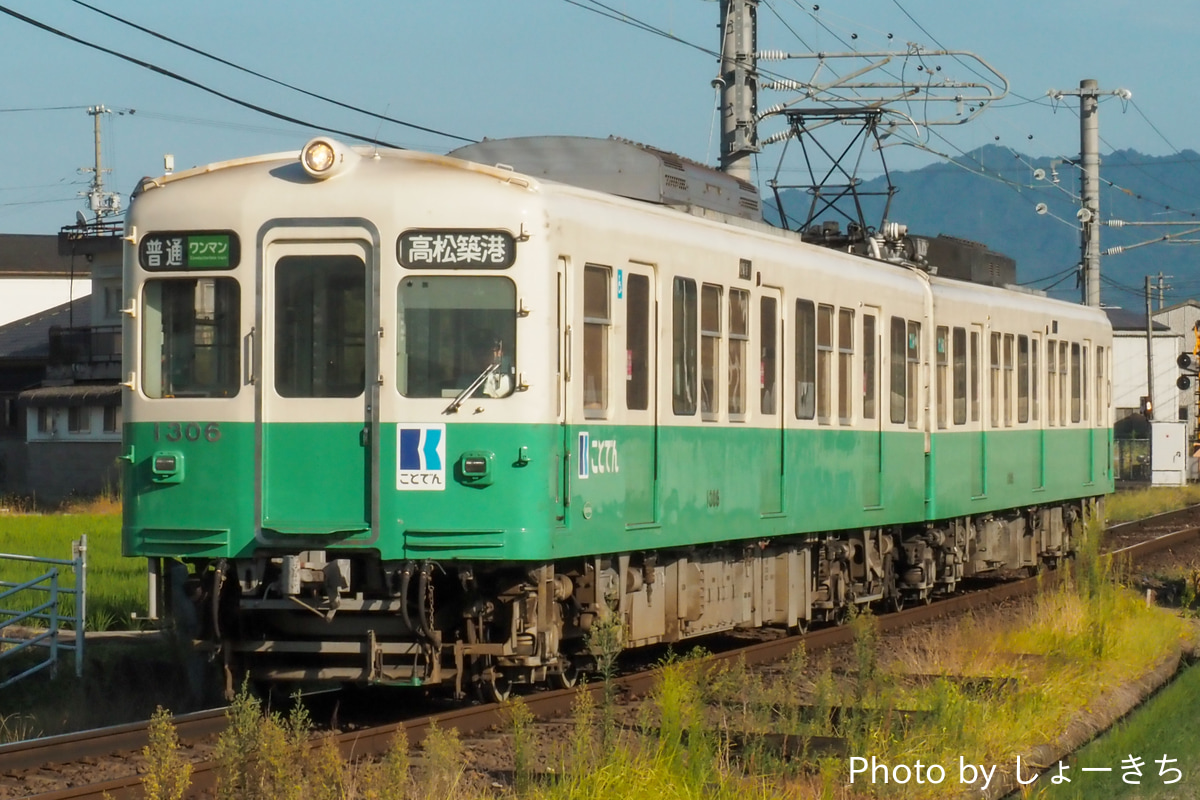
[38,406,53,434]
[68,406,90,433]
[103,405,119,433]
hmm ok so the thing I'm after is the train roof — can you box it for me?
[449,136,763,222]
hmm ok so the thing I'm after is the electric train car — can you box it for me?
[121,135,1113,698]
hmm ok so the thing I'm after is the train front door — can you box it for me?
[258,237,377,536]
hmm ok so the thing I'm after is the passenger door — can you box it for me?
[759,288,784,514]
[258,237,377,537]
[621,264,658,524]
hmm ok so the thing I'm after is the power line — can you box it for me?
[0,4,416,150]
[65,0,473,145]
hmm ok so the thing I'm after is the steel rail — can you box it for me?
[13,524,1200,800]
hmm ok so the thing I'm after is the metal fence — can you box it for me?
[0,536,87,689]
[1114,438,1151,483]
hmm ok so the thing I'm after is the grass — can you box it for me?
[1105,485,1200,524]
[1030,661,1200,799]
[0,509,144,631]
[125,522,1191,799]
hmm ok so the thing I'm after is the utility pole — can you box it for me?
[1146,274,1155,420]
[717,0,759,182]
[81,105,121,221]
[1047,80,1131,308]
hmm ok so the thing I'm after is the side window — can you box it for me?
[142,277,241,399]
[583,265,610,414]
[989,332,1001,428]
[863,314,877,420]
[1003,333,1014,427]
[1059,341,1069,426]
[728,289,749,419]
[838,308,855,424]
[1096,346,1106,427]
[795,299,816,420]
[952,327,966,425]
[625,273,649,411]
[818,305,834,422]
[701,284,722,418]
[1031,338,1040,422]
[935,326,948,429]
[760,296,778,415]
[970,330,981,422]
[906,321,921,429]
[1071,342,1082,423]
[672,277,698,415]
[1017,335,1029,424]
[1047,339,1057,427]
[890,316,906,424]
[1082,345,1089,422]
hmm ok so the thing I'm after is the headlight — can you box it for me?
[301,137,356,180]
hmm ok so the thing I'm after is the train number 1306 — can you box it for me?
[153,422,221,443]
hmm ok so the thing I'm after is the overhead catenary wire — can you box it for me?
[0,4,432,150]
[64,0,474,145]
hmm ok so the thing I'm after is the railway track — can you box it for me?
[5,509,1200,800]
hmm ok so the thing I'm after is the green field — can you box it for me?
[1030,661,1200,799]
[0,512,144,631]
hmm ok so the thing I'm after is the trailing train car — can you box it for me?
[121,135,1112,698]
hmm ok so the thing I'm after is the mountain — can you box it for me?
[769,145,1200,307]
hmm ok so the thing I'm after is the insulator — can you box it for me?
[1105,219,1126,227]
[1104,246,1125,255]
[764,79,805,92]
[757,49,787,60]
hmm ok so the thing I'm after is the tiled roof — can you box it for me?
[0,296,92,360]
[1104,306,1171,332]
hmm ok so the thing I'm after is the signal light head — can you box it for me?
[1179,376,1193,391]
[1179,353,1196,371]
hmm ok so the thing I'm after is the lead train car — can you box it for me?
[122,136,1112,697]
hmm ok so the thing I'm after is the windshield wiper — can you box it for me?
[443,362,499,414]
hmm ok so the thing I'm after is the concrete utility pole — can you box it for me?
[717,0,759,181]
[1146,274,1155,419]
[1047,80,1131,308]
[82,105,121,220]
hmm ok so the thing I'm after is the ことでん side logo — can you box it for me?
[397,424,446,490]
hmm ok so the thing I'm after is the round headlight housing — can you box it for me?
[301,138,339,179]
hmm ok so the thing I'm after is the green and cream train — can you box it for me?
[121,135,1112,697]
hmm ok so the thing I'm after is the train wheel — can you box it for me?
[551,657,580,690]
[475,660,513,704]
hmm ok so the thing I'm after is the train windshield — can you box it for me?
[396,276,516,398]
[142,278,241,398]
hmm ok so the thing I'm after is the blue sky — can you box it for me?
[1,0,1196,234]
